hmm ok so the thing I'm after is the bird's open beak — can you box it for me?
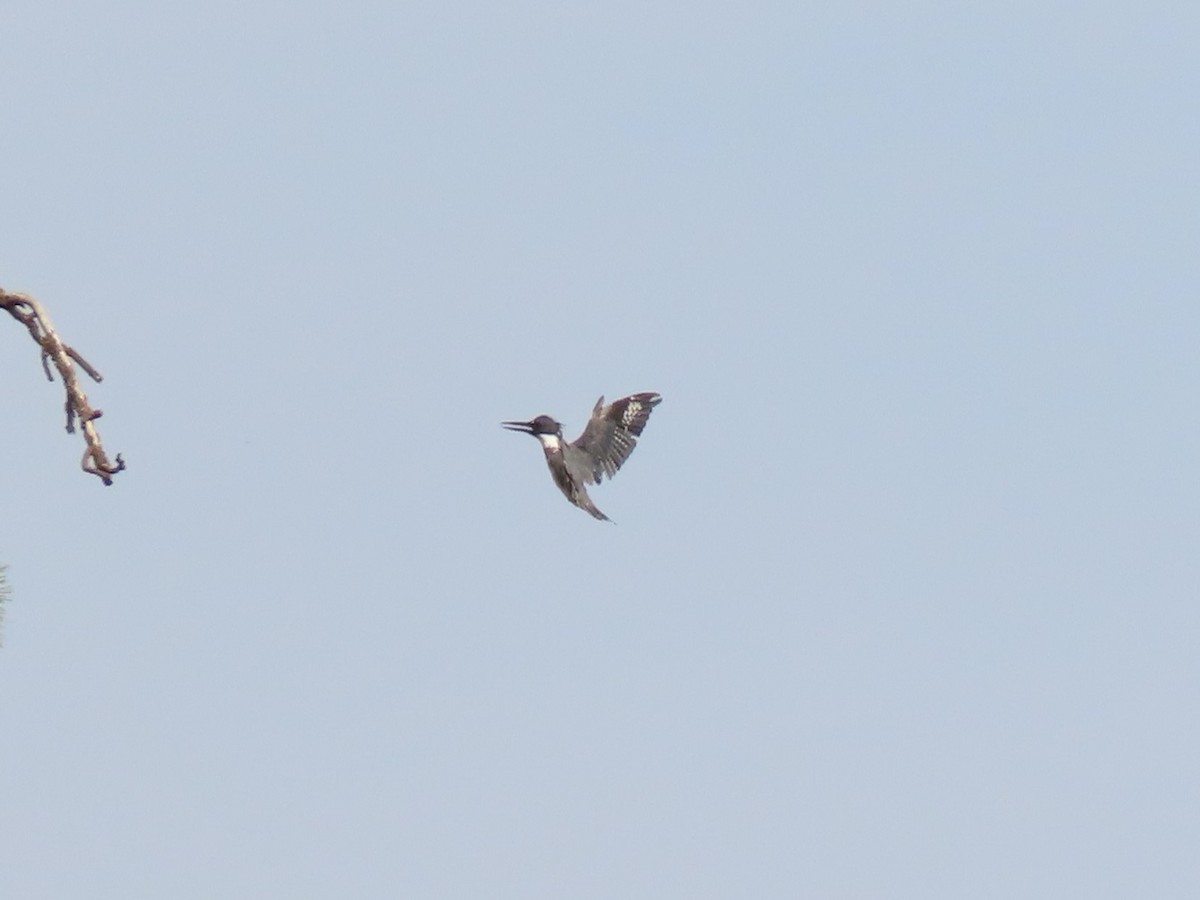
[501,420,535,434]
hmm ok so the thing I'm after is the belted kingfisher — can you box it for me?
[502,392,662,521]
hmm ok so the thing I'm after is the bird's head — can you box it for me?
[501,415,563,438]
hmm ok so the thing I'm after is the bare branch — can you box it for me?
[1,288,125,485]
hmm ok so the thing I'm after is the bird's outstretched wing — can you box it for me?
[567,392,662,485]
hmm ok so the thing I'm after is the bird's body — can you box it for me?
[503,392,662,521]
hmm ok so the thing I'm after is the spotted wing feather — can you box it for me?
[567,392,662,485]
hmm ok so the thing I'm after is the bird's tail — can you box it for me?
[577,495,612,523]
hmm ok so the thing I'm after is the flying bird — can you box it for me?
[502,392,663,521]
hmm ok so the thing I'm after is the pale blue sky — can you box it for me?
[3,2,1199,897]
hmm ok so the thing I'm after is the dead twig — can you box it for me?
[1,288,125,485]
